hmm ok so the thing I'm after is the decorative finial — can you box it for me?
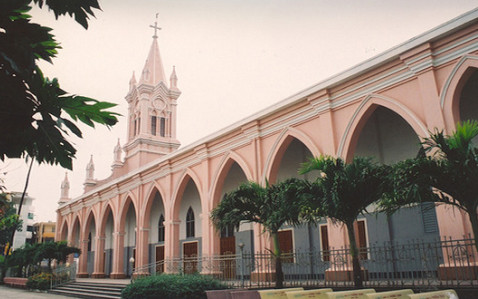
[150,13,161,39]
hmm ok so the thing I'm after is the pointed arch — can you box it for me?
[118,193,138,232]
[210,151,254,210]
[59,217,69,241]
[338,94,428,161]
[71,214,81,238]
[98,202,115,236]
[441,55,478,133]
[141,183,167,228]
[82,208,97,237]
[263,127,320,184]
[171,169,203,221]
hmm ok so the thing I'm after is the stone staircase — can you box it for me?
[49,280,128,299]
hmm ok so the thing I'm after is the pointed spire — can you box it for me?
[129,71,136,91]
[112,139,124,170]
[86,155,95,181]
[59,172,70,204]
[170,66,178,90]
[139,16,166,86]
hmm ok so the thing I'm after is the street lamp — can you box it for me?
[129,256,135,277]
[238,242,245,288]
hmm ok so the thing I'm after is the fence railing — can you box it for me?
[50,263,76,289]
[133,237,478,288]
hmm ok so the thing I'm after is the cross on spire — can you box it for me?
[150,13,161,39]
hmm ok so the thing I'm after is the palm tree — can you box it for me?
[300,156,391,288]
[381,120,478,252]
[210,178,311,288]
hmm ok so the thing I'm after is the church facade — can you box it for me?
[56,9,478,279]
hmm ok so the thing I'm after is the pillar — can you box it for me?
[110,231,126,279]
[165,220,180,273]
[92,234,106,278]
[134,227,150,276]
[77,238,89,278]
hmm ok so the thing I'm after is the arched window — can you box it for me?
[186,207,195,238]
[158,214,165,242]
[160,117,166,137]
[87,232,92,251]
[151,116,157,136]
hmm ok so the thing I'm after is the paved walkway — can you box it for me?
[0,278,130,298]
[0,285,71,298]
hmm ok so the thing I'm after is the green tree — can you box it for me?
[210,178,310,288]
[1,0,119,255]
[34,241,80,272]
[300,156,391,288]
[0,0,119,169]
[0,193,22,253]
[381,120,478,252]
[5,243,39,277]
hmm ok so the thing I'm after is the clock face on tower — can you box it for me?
[153,98,166,110]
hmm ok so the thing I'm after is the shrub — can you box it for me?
[121,274,229,299]
[26,272,54,290]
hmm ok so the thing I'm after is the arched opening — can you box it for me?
[218,162,249,255]
[67,218,80,265]
[147,191,165,273]
[84,212,96,276]
[268,136,315,184]
[122,200,137,277]
[59,220,68,242]
[353,106,439,246]
[178,178,202,274]
[102,206,114,276]
[458,70,478,129]
[354,106,420,164]
[268,138,315,271]
[71,218,80,249]
[273,138,314,182]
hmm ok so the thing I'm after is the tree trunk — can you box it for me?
[6,157,34,255]
[466,208,478,254]
[346,221,363,288]
[271,231,284,288]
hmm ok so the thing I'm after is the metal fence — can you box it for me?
[134,237,478,289]
[50,263,77,289]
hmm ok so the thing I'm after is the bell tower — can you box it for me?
[124,15,181,165]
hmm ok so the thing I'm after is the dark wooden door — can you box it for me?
[278,230,293,263]
[320,225,330,261]
[220,236,236,279]
[183,242,198,274]
[155,246,165,273]
[220,236,235,255]
[354,220,368,260]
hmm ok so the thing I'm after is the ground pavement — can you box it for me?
[0,285,73,299]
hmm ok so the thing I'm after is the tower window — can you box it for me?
[160,117,166,137]
[151,116,157,136]
[133,119,137,136]
[158,214,165,242]
[186,207,195,238]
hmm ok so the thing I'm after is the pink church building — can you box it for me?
[57,9,478,280]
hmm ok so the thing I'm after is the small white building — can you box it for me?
[10,192,35,249]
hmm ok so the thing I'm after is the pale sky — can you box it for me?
[2,0,477,222]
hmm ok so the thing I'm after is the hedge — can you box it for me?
[121,274,229,299]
